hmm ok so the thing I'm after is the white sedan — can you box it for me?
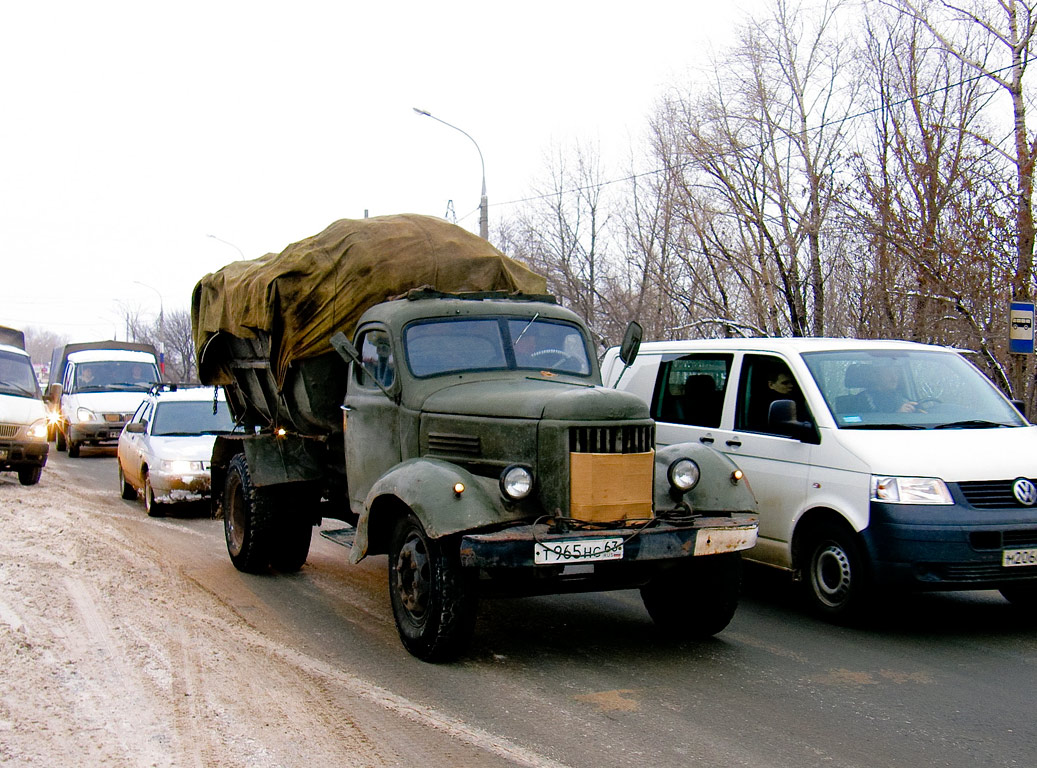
[117,386,236,515]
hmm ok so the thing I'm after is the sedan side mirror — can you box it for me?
[125,422,146,434]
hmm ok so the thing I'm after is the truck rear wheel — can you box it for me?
[641,552,741,638]
[270,515,312,572]
[223,453,275,574]
[388,513,476,662]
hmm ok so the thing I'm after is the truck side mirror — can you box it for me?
[330,332,360,364]
[618,321,643,366]
[768,399,820,444]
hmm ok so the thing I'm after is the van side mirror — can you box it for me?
[618,321,643,366]
[47,383,61,404]
[768,399,820,444]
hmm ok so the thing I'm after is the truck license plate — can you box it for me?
[534,538,623,565]
[1003,548,1037,567]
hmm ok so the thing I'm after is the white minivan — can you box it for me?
[602,338,1037,618]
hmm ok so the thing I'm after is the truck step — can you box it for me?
[320,526,357,549]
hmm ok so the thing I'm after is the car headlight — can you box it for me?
[668,458,701,492]
[499,464,534,500]
[76,407,98,423]
[27,419,49,440]
[871,476,952,504]
[162,460,204,473]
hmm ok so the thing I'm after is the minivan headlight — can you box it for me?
[27,419,49,440]
[76,407,97,423]
[871,476,952,504]
[499,464,534,501]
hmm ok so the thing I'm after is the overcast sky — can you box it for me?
[0,0,762,344]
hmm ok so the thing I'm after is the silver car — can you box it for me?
[117,385,236,515]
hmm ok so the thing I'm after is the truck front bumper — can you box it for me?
[459,514,758,569]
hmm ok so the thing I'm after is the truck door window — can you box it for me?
[650,354,731,427]
[356,329,396,388]
[735,355,810,435]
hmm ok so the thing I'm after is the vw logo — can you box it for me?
[1012,478,1037,506]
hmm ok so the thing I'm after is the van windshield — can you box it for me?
[72,361,160,393]
[0,350,40,398]
[802,349,1027,429]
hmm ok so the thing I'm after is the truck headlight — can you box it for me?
[499,464,534,500]
[27,419,49,440]
[76,407,97,423]
[871,476,952,504]
[668,458,701,492]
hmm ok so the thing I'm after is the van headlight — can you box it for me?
[871,476,952,504]
[668,458,701,492]
[76,407,97,423]
[499,464,534,500]
[27,419,49,440]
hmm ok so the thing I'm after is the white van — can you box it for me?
[49,344,161,458]
[602,338,1037,618]
[0,328,49,484]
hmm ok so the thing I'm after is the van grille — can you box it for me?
[569,425,654,454]
[0,424,18,438]
[957,479,1037,509]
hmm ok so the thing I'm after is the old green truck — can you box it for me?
[192,214,758,661]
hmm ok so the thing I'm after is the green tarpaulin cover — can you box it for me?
[191,214,546,386]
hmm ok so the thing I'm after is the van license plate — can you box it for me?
[1002,548,1037,567]
[534,538,623,565]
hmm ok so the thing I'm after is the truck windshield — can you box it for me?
[802,348,1027,429]
[73,361,160,393]
[404,316,592,378]
[151,400,237,436]
[0,350,40,398]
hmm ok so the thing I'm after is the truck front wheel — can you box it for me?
[223,453,275,574]
[640,552,741,638]
[388,513,476,662]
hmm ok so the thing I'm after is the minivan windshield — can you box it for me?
[404,316,592,378]
[802,348,1027,429]
[0,350,40,398]
[72,361,160,393]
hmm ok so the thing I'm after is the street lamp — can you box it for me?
[133,280,165,374]
[207,234,246,259]
[413,107,488,240]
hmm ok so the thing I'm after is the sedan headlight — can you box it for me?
[27,419,49,440]
[162,460,204,473]
[668,458,701,492]
[871,476,952,504]
[76,407,98,423]
[499,464,534,501]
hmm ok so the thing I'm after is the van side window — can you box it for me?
[650,355,731,428]
[735,355,810,435]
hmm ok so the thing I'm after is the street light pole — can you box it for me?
[207,234,246,259]
[413,107,488,239]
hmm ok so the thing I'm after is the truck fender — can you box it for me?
[655,442,758,515]
[350,458,500,563]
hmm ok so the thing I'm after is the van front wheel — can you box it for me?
[803,522,870,621]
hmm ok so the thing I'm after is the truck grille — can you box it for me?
[0,424,17,438]
[957,479,1037,509]
[569,425,653,454]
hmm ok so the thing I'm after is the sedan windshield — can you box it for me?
[404,316,592,378]
[802,348,1026,429]
[151,400,237,436]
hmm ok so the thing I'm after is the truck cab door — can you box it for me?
[343,326,402,513]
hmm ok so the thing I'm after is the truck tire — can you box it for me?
[56,426,67,452]
[270,516,313,572]
[223,453,275,574]
[68,439,80,458]
[802,521,871,622]
[119,464,137,500]
[18,466,42,486]
[388,513,476,662]
[640,552,741,638]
